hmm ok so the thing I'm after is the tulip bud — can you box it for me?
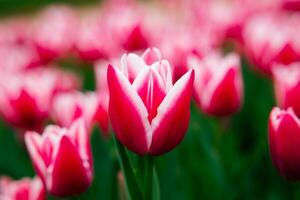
[269,107,300,180]
[107,49,194,155]
[0,176,45,200]
[25,119,93,197]
[51,91,109,134]
[188,52,243,116]
[272,62,300,117]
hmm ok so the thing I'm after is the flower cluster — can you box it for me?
[1,0,300,198]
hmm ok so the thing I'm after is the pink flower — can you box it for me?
[272,62,300,117]
[101,3,149,52]
[107,49,194,155]
[0,71,55,131]
[269,107,300,180]
[0,68,79,131]
[188,52,243,116]
[0,45,41,72]
[25,119,93,197]
[32,5,77,61]
[0,176,45,200]
[243,13,300,75]
[51,91,109,135]
[75,13,116,62]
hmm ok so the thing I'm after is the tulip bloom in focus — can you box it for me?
[273,63,300,117]
[25,119,93,197]
[107,48,194,155]
[0,176,45,200]
[189,52,243,116]
[269,107,300,180]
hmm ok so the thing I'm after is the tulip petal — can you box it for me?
[25,132,47,183]
[206,67,242,116]
[49,135,91,197]
[108,64,151,155]
[149,70,194,155]
[269,107,300,180]
[132,67,166,123]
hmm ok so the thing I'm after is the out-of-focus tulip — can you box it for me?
[272,62,300,117]
[243,13,300,75]
[75,13,116,61]
[0,67,78,131]
[25,119,93,197]
[0,176,45,200]
[101,3,149,52]
[269,107,300,180]
[0,45,41,72]
[51,91,109,135]
[107,49,194,155]
[188,52,243,116]
[0,71,55,131]
[32,5,77,61]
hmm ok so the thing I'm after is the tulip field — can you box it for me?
[1,0,300,199]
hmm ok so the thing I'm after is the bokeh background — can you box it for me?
[0,0,299,199]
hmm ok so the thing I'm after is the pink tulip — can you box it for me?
[0,45,41,72]
[75,13,116,62]
[188,52,243,116]
[101,3,149,52]
[51,91,109,134]
[272,62,300,117]
[0,176,45,200]
[25,119,93,197]
[107,49,194,155]
[269,107,300,180]
[243,13,300,75]
[0,71,55,131]
[32,5,77,61]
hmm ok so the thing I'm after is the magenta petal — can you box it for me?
[206,67,243,116]
[149,70,194,155]
[132,67,166,123]
[269,108,300,180]
[25,132,47,184]
[50,135,92,197]
[107,65,151,155]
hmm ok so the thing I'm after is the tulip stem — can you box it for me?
[113,136,143,200]
[144,155,154,200]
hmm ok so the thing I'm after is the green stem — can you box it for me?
[113,136,143,200]
[144,156,154,200]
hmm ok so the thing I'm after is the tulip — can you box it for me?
[101,3,149,52]
[188,52,243,116]
[0,44,41,72]
[0,71,55,131]
[25,119,93,197]
[51,91,109,134]
[0,176,45,200]
[107,49,194,155]
[243,13,300,75]
[272,62,300,117]
[75,13,116,62]
[268,107,300,180]
[32,5,77,61]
